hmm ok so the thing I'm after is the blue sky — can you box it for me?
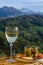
[0,0,43,12]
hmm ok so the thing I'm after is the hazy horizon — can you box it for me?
[0,0,43,12]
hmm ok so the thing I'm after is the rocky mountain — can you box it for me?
[20,8,35,15]
[0,6,35,17]
[0,6,43,18]
[0,6,22,17]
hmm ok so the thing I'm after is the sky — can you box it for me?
[0,0,43,12]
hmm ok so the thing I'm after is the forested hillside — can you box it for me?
[0,14,43,55]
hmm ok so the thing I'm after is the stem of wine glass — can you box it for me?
[10,44,13,59]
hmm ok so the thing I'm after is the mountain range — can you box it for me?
[0,6,43,18]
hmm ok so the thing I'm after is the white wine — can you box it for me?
[5,27,18,62]
[5,33,18,44]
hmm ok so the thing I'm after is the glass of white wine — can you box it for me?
[5,27,18,62]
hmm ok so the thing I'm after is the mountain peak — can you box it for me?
[1,6,18,11]
[2,6,8,9]
[20,8,34,13]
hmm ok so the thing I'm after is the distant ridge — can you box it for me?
[0,6,43,18]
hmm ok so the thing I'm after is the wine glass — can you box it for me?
[5,27,18,62]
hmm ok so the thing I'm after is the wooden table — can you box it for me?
[0,57,43,65]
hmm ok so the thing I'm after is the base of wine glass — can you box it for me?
[6,59,16,62]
